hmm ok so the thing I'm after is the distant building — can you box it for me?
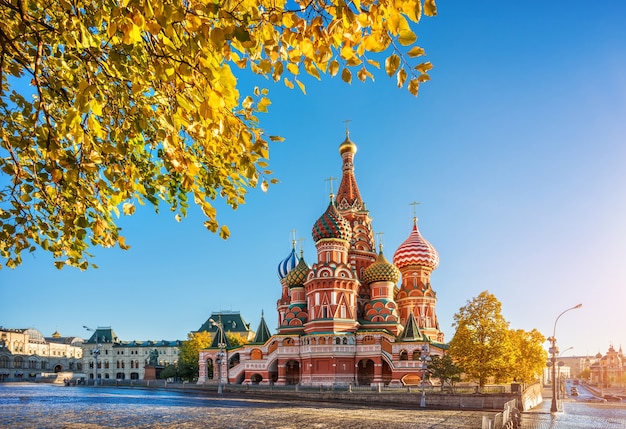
[82,327,182,382]
[0,327,83,381]
[590,345,625,387]
[198,133,447,387]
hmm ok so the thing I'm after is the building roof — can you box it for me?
[85,327,120,344]
[197,311,252,335]
[252,312,272,344]
[397,312,429,342]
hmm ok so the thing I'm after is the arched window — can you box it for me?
[399,350,408,361]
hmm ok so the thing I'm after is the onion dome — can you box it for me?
[285,254,310,288]
[393,218,439,270]
[312,200,352,242]
[362,249,400,284]
[277,246,297,279]
[339,134,357,155]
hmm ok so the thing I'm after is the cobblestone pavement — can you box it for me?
[0,384,490,428]
[521,397,626,428]
[2,384,625,428]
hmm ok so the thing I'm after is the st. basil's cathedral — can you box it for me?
[198,133,446,386]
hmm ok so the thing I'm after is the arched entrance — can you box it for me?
[357,359,374,385]
[207,358,214,380]
[268,359,278,383]
[382,360,392,385]
[54,364,63,373]
[250,373,263,384]
[284,360,300,385]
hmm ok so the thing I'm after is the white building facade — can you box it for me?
[82,327,181,382]
[0,327,84,381]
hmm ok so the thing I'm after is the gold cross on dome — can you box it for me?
[410,201,421,218]
[325,176,337,198]
[343,119,352,136]
[376,231,384,252]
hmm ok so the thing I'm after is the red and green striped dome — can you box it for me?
[312,202,352,243]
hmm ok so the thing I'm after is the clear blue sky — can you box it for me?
[2,1,625,358]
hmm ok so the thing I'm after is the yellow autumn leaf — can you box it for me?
[425,0,437,16]
[287,62,299,75]
[407,46,425,57]
[329,59,340,76]
[385,54,401,77]
[123,202,135,215]
[219,224,230,239]
[295,79,306,94]
[408,78,419,96]
[416,61,433,73]
[398,29,417,46]
[397,68,407,88]
[341,68,352,84]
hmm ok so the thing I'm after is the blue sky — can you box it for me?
[2,2,625,358]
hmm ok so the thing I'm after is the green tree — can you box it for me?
[178,330,212,382]
[508,328,547,383]
[159,363,177,380]
[428,354,462,392]
[0,0,437,269]
[448,291,512,387]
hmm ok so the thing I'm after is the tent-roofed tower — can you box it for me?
[334,132,377,317]
[393,215,444,343]
[305,196,359,334]
[252,312,272,344]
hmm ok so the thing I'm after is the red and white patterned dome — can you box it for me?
[393,219,439,270]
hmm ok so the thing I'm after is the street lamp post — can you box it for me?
[419,344,431,408]
[83,326,102,386]
[210,318,226,395]
[548,304,582,412]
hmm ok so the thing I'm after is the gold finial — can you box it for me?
[410,201,421,225]
[325,176,337,201]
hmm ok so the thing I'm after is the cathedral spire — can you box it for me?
[336,131,363,211]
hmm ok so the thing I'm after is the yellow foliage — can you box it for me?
[0,0,437,269]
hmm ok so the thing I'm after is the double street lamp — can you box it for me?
[548,304,582,412]
[419,344,431,408]
[210,318,227,395]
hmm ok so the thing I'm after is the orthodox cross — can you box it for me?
[343,119,352,136]
[410,201,421,218]
[325,176,337,199]
[297,237,306,255]
[290,229,297,248]
[376,231,384,252]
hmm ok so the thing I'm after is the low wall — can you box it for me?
[519,382,542,411]
[232,388,519,411]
